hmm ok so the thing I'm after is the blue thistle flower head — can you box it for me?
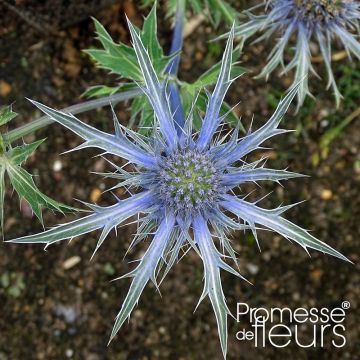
[9,20,349,358]
[232,0,360,108]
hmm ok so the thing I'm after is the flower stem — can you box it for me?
[167,0,186,134]
[167,0,186,76]
[4,88,142,144]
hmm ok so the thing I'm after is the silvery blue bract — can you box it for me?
[9,19,349,359]
[232,0,360,108]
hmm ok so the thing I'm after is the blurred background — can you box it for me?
[0,0,359,359]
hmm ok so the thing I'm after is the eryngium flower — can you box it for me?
[232,0,360,107]
[9,21,349,358]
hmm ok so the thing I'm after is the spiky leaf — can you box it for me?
[0,134,78,232]
[0,106,17,126]
[6,163,75,223]
[9,139,45,166]
[146,0,239,26]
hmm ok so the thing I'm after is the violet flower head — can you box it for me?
[232,0,360,107]
[9,19,349,358]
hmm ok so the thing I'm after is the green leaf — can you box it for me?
[219,99,244,129]
[188,0,202,14]
[85,18,142,80]
[130,95,155,133]
[207,0,239,26]
[85,48,142,80]
[86,11,170,83]
[141,3,163,67]
[0,106,18,153]
[181,88,243,131]
[196,64,246,88]
[0,137,4,154]
[85,9,174,130]
[192,47,245,88]
[7,164,44,221]
[141,0,155,7]
[0,106,17,126]
[180,87,202,130]
[0,166,5,234]
[6,162,78,224]
[9,139,45,166]
[180,47,245,130]
[0,106,78,233]
[149,0,238,26]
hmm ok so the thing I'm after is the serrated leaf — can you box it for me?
[7,165,44,221]
[0,166,5,234]
[141,3,163,66]
[0,133,77,232]
[92,17,113,48]
[6,163,77,223]
[86,18,142,80]
[9,139,45,166]
[0,106,17,126]
[85,48,142,80]
[86,11,171,83]
[85,10,175,131]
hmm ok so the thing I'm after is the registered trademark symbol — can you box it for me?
[342,301,350,309]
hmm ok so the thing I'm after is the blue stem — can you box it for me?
[167,0,186,134]
[167,0,185,76]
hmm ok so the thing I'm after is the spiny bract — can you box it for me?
[9,20,349,358]
[232,0,360,108]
